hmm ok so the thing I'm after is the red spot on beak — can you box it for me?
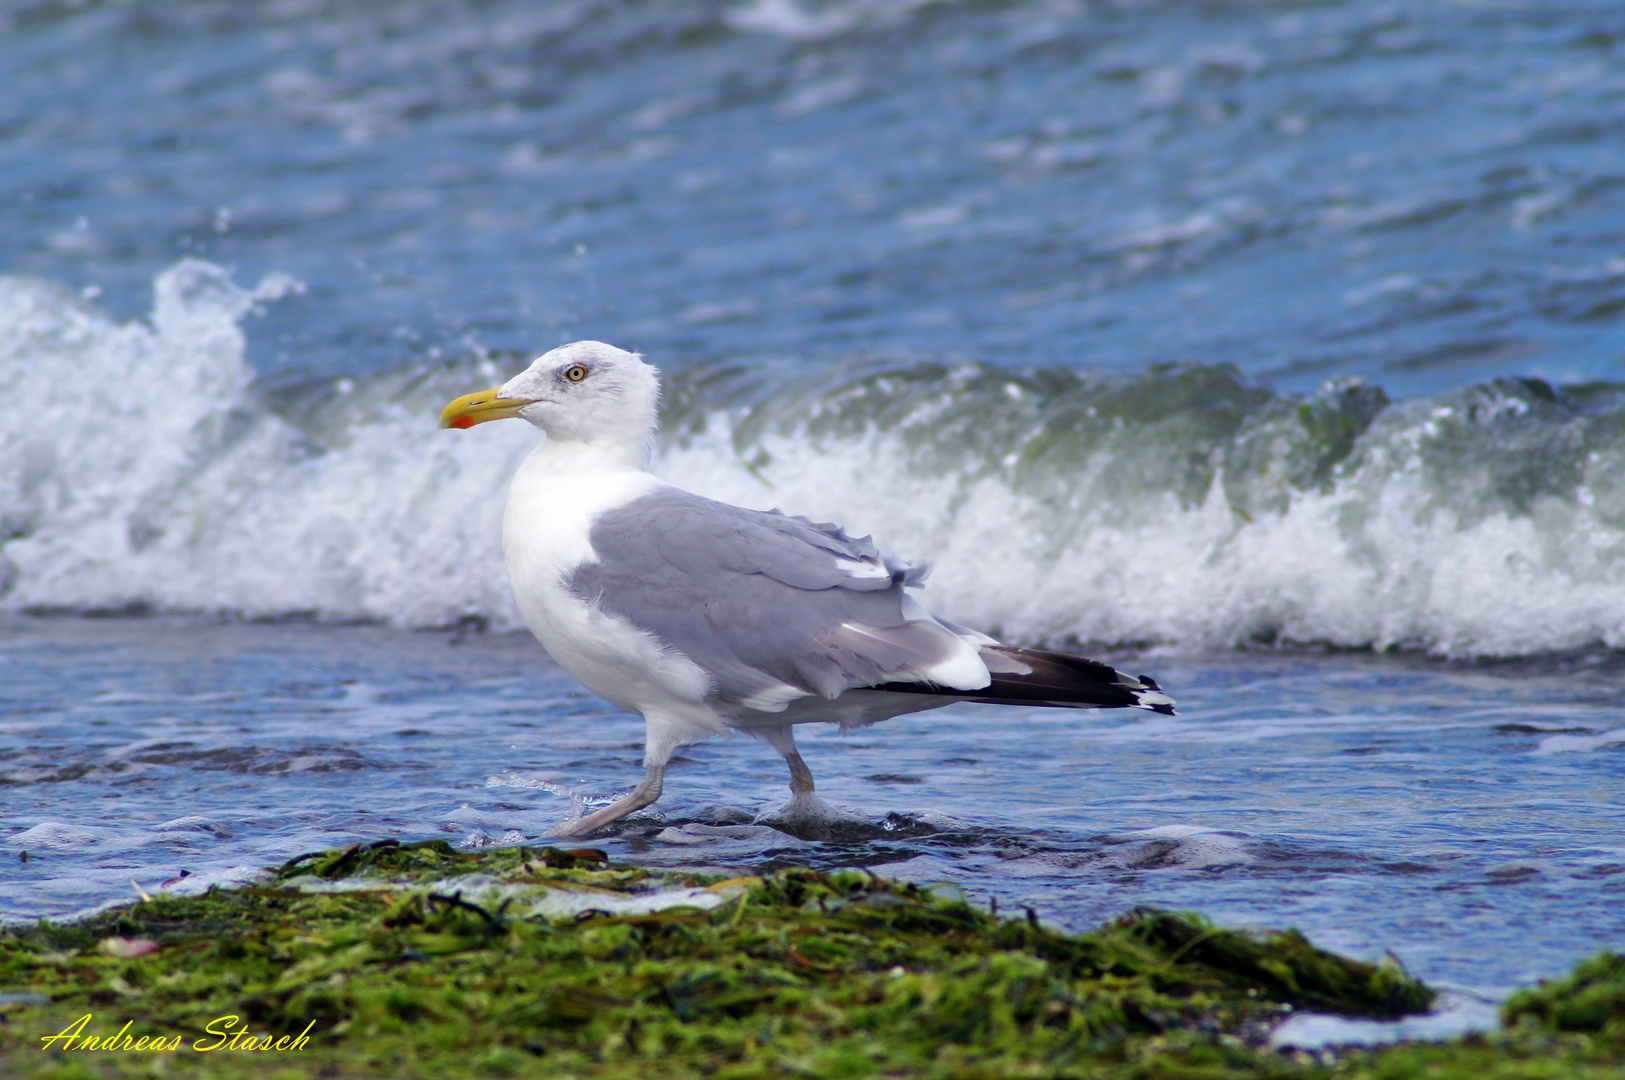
[450,416,474,429]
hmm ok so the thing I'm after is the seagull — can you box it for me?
[440,341,1174,837]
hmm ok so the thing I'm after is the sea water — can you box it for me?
[2,0,1624,1016]
[4,614,1622,1010]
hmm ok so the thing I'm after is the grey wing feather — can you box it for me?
[566,489,968,707]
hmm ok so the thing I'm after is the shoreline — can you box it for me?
[3,839,1619,1079]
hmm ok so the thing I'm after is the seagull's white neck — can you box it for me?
[527,428,652,475]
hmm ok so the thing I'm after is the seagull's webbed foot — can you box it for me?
[753,727,861,829]
[766,745,837,822]
[548,763,663,838]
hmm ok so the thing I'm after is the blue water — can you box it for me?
[7,0,1625,396]
[3,0,1625,1011]
[3,614,1623,1003]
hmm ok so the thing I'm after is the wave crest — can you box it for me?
[3,261,1623,657]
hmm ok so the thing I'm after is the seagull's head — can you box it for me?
[439,341,660,447]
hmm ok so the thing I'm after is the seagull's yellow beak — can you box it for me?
[439,388,529,429]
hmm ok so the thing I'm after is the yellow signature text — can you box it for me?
[39,1014,316,1052]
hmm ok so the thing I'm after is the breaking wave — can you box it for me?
[3,260,1624,657]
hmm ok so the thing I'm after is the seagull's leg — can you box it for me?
[548,763,663,838]
[549,734,678,838]
[785,746,817,801]
[759,726,834,822]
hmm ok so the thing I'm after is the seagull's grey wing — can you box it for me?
[565,488,983,709]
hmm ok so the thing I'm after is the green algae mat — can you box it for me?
[1,840,1621,1079]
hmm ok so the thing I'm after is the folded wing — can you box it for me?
[566,488,990,712]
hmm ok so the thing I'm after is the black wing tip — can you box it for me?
[1133,674,1176,715]
[876,649,1178,714]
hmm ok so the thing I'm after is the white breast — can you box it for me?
[501,445,716,720]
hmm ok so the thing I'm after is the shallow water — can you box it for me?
[4,614,1622,1001]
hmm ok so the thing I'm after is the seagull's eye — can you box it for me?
[563,364,589,383]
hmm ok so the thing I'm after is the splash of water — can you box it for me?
[3,261,1623,656]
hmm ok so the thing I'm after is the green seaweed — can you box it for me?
[1503,953,1625,1042]
[0,841,1618,1079]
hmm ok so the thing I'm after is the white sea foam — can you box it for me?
[662,413,1625,657]
[0,260,533,628]
[2,261,1624,657]
[1535,728,1625,755]
[725,0,958,40]
[1269,990,1502,1050]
